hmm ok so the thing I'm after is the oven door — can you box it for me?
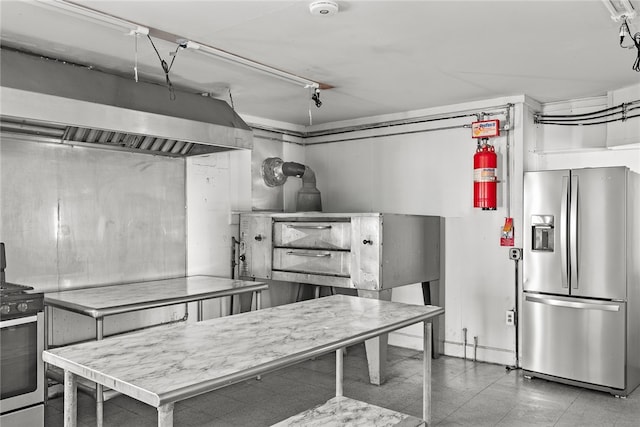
[0,312,44,414]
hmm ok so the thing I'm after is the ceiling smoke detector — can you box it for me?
[309,1,339,16]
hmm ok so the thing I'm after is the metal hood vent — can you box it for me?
[0,49,253,157]
[0,117,226,157]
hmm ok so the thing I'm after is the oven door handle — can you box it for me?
[0,314,38,328]
[286,224,332,230]
[286,251,331,257]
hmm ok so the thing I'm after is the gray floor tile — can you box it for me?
[497,401,566,426]
[180,390,248,417]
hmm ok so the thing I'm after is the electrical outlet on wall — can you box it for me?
[508,248,522,260]
[505,310,515,325]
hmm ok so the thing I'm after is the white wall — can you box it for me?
[303,97,526,365]
[526,83,640,174]
[296,88,638,365]
[186,149,252,318]
[187,150,251,277]
[185,141,306,313]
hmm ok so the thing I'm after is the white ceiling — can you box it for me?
[1,0,639,127]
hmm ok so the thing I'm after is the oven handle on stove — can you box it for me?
[0,314,38,328]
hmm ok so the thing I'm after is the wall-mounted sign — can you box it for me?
[472,119,500,138]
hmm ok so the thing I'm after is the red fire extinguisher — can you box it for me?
[473,143,497,210]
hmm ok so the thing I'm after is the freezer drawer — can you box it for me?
[273,222,351,250]
[272,248,350,277]
[522,294,626,389]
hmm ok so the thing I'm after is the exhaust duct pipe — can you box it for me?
[261,157,322,212]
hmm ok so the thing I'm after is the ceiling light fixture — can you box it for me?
[185,41,321,89]
[34,0,148,35]
[601,0,637,21]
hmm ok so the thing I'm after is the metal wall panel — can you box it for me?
[0,138,186,292]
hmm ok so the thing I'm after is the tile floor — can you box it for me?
[44,344,640,426]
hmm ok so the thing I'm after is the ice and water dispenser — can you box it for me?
[531,215,554,252]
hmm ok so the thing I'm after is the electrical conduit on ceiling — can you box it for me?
[534,100,640,125]
[250,104,514,145]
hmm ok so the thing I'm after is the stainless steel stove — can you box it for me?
[0,282,44,320]
[0,243,45,427]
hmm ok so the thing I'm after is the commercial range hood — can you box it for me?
[0,49,253,157]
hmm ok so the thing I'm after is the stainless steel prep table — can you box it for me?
[43,295,443,427]
[44,275,268,426]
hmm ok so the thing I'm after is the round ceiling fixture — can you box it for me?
[309,1,339,16]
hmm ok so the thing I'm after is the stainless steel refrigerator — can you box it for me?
[522,166,640,396]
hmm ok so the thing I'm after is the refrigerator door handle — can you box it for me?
[560,176,569,288]
[570,175,579,289]
[524,295,620,312]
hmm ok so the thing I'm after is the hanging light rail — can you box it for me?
[33,0,329,90]
[34,0,148,35]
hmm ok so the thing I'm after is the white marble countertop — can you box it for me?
[43,295,443,408]
[44,275,268,317]
[272,396,425,427]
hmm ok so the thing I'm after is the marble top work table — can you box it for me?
[44,275,268,327]
[44,295,444,427]
[44,275,268,427]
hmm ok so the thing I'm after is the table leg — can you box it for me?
[335,348,344,397]
[239,292,253,312]
[255,293,264,379]
[44,305,49,405]
[157,402,175,427]
[197,300,204,321]
[423,322,433,425]
[96,396,104,427]
[95,318,104,427]
[422,281,440,359]
[356,288,392,385]
[63,370,78,427]
[255,290,262,310]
